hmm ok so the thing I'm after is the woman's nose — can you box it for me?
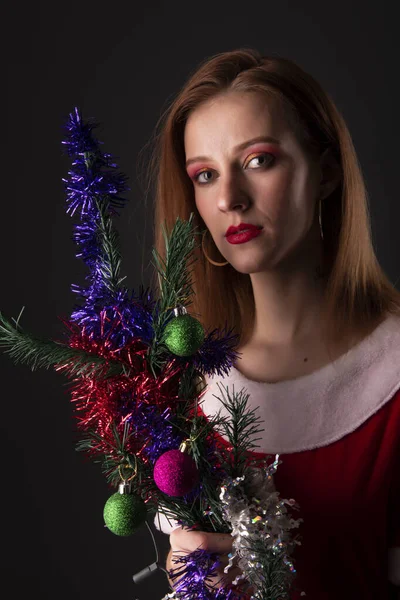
[216,175,251,213]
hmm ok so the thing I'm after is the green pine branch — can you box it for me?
[150,385,265,533]
[0,311,125,378]
[187,411,234,532]
[148,215,200,375]
[74,377,267,536]
[154,214,197,308]
[94,196,126,295]
[155,400,238,533]
[76,423,158,502]
[81,148,126,296]
[213,383,265,478]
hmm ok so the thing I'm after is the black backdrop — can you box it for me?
[2,1,399,599]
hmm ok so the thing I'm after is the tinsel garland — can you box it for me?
[0,108,302,599]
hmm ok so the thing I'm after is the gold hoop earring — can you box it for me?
[201,230,229,267]
[314,198,327,281]
[318,199,324,240]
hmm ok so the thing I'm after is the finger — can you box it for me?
[170,528,233,554]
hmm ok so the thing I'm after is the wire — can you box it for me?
[147,520,172,577]
[146,520,159,563]
[132,519,170,585]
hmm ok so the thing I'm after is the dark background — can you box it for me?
[2,1,399,598]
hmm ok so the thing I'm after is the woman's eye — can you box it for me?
[245,153,274,169]
[193,153,274,185]
[195,170,214,184]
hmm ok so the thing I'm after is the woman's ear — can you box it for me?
[318,148,342,200]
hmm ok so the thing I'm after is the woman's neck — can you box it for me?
[249,268,327,348]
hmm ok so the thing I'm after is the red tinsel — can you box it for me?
[54,319,185,465]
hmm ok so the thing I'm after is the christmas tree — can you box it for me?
[0,108,301,599]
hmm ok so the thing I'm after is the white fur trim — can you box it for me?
[200,314,400,453]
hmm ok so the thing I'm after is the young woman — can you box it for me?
[148,48,400,599]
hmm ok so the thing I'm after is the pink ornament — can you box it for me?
[153,449,199,496]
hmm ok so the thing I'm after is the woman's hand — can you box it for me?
[166,526,246,591]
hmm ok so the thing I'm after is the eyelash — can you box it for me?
[193,152,276,185]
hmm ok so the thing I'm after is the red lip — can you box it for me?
[226,228,262,244]
[225,222,262,236]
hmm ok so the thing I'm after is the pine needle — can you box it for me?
[0,311,123,378]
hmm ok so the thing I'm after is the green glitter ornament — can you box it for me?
[103,483,147,536]
[164,306,205,357]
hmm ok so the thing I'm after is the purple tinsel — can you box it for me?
[169,549,249,599]
[130,405,184,463]
[70,287,155,349]
[61,107,157,350]
[62,107,100,156]
[193,326,240,378]
[62,107,131,330]
[62,107,128,217]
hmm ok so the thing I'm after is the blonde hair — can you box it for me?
[144,48,400,350]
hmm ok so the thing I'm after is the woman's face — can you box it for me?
[184,91,324,275]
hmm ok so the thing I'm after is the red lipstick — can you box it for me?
[225,222,263,245]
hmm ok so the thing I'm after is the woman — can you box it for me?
[148,48,400,599]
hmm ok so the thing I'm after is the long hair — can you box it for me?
[144,48,400,350]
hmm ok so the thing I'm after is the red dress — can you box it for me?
[155,313,400,599]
